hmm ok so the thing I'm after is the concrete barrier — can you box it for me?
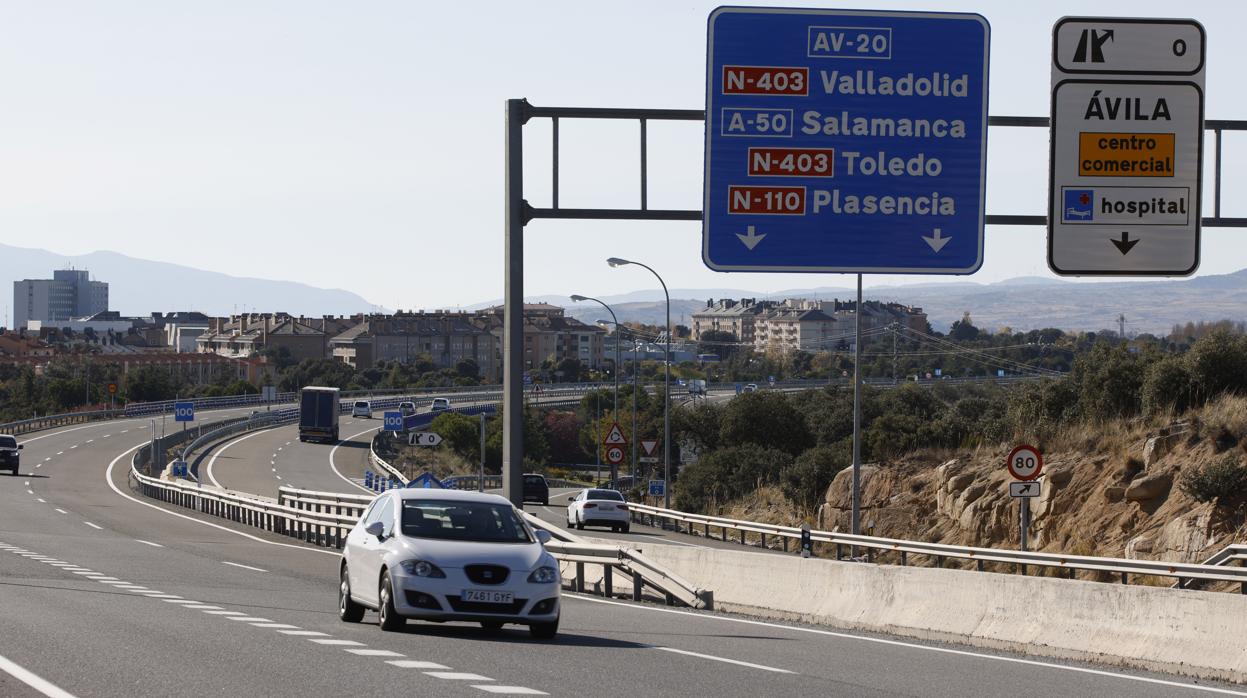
[642,544,1247,684]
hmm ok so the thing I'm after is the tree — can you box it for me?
[949,312,980,341]
[544,411,588,463]
[555,358,583,383]
[430,411,481,462]
[675,444,793,512]
[719,391,813,456]
[455,357,480,379]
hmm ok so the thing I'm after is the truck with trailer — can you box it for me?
[298,386,340,443]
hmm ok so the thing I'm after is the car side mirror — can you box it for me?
[534,530,552,545]
[365,521,385,539]
[17,445,22,450]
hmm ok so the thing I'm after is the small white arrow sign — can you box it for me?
[923,228,951,253]
[408,432,443,447]
[736,225,767,250]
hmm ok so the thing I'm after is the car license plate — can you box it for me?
[599,505,614,510]
[463,589,514,604]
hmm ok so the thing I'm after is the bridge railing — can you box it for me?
[626,502,1247,593]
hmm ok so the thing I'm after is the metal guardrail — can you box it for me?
[626,503,1247,593]
[522,512,710,608]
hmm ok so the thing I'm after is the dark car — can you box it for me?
[0,435,22,475]
[522,473,549,506]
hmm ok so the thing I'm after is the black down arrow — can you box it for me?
[1110,231,1139,255]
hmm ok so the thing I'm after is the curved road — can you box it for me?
[1,416,1242,697]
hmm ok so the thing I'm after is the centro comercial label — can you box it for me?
[1078,132,1175,176]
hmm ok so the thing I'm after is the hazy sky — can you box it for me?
[2,0,1245,313]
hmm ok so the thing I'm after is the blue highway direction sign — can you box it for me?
[703,8,990,274]
[173,401,194,422]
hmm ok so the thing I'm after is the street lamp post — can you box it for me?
[607,257,671,509]
[570,294,622,485]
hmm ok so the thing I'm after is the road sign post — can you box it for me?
[1048,18,1206,275]
[702,8,990,274]
[1006,444,1044,555]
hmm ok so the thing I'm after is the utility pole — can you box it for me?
[892,323,898,384]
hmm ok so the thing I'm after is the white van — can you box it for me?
[352,400,373,418]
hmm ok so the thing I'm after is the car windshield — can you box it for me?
[587,489,623,501]
[354,401,368,407]
[524,476,546,486]
[0,436,15,448]
[400,499,532,544]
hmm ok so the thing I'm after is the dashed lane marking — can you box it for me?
[135,540,164,547]
[472,688,548,696]
[82,522,103,530]
[652,647,794,674]
[278,630,328,636]
[250,623,300,629]
[226,616,274,623]
[387,661,451,670]
[345,649,405,657]
[203,610,245,616]
[54,509,67,514]
[221,561,267,573]
[425,672,494,681]
[308,639,366,646]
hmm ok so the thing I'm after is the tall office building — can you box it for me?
[13,269,109,328]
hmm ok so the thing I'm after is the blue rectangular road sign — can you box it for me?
[703,8,990,274]
[173,401,194,422]
[383,412,404,431]
[648,480,666,498]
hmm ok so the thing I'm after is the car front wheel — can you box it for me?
[378,574,404,631]
[339,566,365,623]
[530,615,559,640]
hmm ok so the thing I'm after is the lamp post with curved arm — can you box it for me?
[607,257,671,508]
[570,294,622,484]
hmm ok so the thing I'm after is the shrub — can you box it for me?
[719,392,813,456]
[780,443,849,511]
[1179,455,1247,503]
[675,444,792,512]
[1141,355,1194,416]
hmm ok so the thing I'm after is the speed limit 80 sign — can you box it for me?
[1006,444,1043,481]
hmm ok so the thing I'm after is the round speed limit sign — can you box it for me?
[1006,444,1043,481]
[605,446,625,465]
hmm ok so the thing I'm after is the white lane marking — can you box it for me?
[277,447,282,451]
[203,611,245,616]
[0,652,78,698]
[24,481,30,485]
[90,577,119,581]
[250,623,300,629]
[55,509,67,514]
[71,571,98,576]
[56,452,64,455]
[225,616,273,623]
[163,599,201,604]
[221,561,267,573]
[26,489,33,495]
[278,630,328,636]
[471,687,548,696]
[182,605,222,610]
[345,649,405,657]
[387,660,451,670]
[113,585,148,590]
[102,435,110,438]
[426,672,493,681]
[69,445,77,449]
[85,440,94,444]
[566,596,1247,696]
[105,443,340,557]
[139,594,181,599]
[308,639,365,646]
[285,441,291,446]
[83,522,103,530]
[272,468,277,472]
[275,475,281,480]
[43,457,50,461]
[329,427,382,494]
[121,430,129,434]
[205,428,273,489]
[135,540,164,547]
[653,646,793,674]
[36,498,45,503]
[35,464,41,468]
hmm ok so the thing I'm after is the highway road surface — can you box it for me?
[2,416,1244,697]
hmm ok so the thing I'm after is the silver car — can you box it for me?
[339,489,561,638]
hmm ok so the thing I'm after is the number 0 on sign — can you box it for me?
[1006,444,1043,481]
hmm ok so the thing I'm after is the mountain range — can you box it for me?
[4,242,1245,336]
[0,243,378,324]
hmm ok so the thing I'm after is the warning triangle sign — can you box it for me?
[641,439,659,457]
[603,422,628,446]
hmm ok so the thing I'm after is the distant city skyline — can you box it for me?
[2,1,1245,317]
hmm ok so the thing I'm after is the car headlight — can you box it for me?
[400,560,446,578]
[527,566,558,584]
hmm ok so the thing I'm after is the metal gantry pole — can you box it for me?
[851,274,863,540]
[631,334,639,486]
[479,412,486,493]
[502,98,527,507]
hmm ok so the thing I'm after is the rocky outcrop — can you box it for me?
[1125,472,1174,502]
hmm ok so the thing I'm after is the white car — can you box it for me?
[566,488,630,533]
[352,400,372,418]
[339,489,561,639]
[430,397,451,412]
[398,401,417,417]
